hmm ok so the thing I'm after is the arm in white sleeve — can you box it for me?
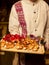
[44,6,49,48]
[9,4,20,35]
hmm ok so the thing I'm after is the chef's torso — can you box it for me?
[9,0,48,37]
[19,0,47,36]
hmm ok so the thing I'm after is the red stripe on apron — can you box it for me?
[15,1,27,38]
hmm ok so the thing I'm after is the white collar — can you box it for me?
[21,0,41,5]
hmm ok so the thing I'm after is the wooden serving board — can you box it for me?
[1,45,45,54]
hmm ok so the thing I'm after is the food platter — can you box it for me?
[1,45,45,54]
[0,34,45,54]
[0,43,45,54]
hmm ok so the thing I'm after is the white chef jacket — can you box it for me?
[9,0,49,44]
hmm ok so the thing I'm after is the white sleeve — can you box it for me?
[44,5,49,45]
[8,4,20,35]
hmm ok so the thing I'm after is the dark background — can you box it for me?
[0,0,19,22]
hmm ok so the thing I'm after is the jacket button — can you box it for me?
[34,11,36,13]
[33,3,35,6]
[35,20,36,22]
[35,29,37,31]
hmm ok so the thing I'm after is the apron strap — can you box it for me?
[15,1,27,38]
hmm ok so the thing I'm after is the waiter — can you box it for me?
[9,0,49,65]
